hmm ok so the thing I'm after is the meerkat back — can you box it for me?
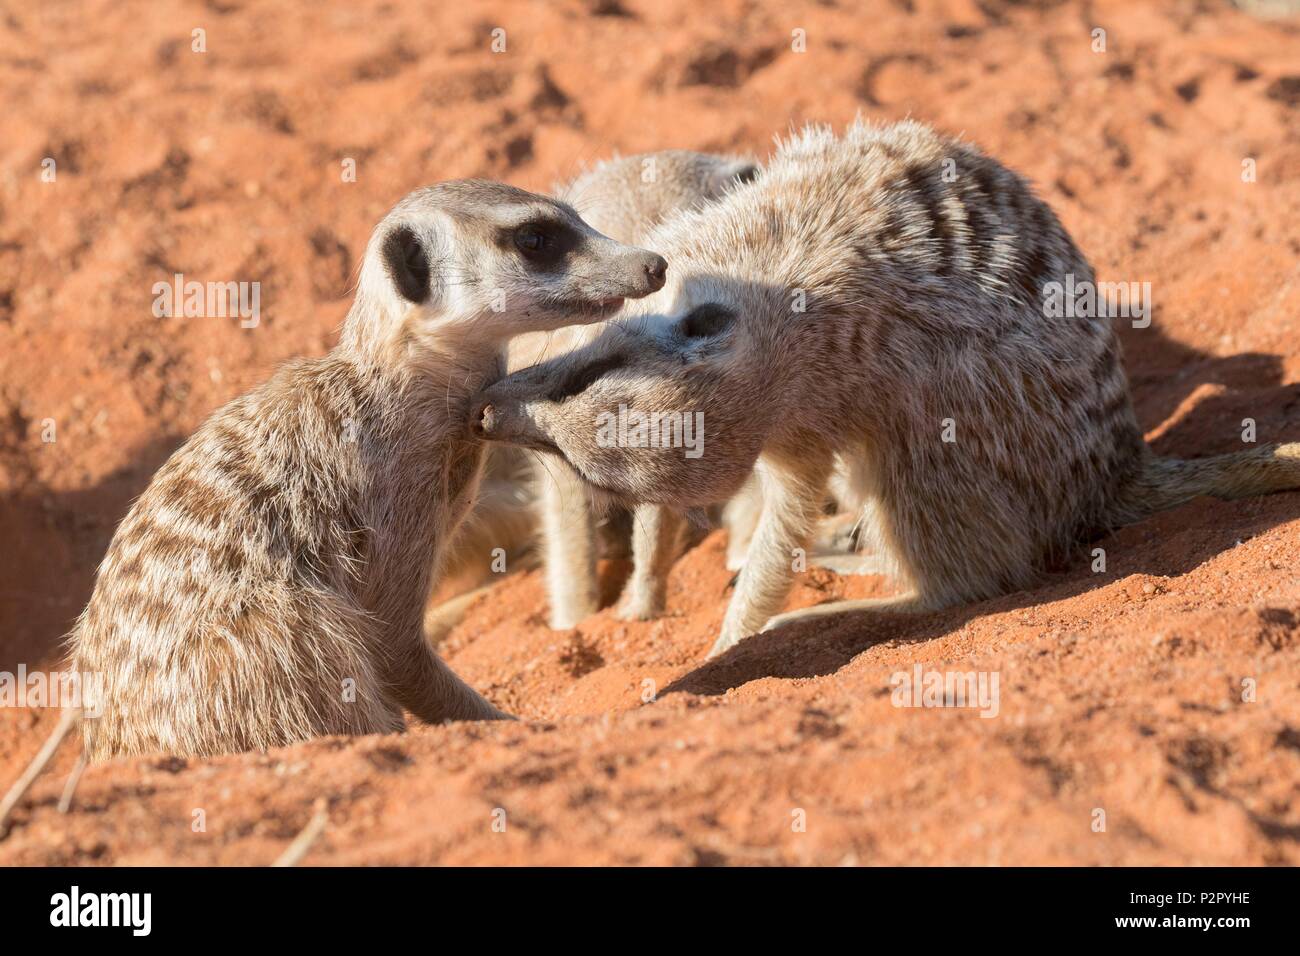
[72,369,404,760]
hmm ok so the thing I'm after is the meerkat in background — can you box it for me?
[439,151,758,630]
[70,181,667,761]
[475,119,1300,658]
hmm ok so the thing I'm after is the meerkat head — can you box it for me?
[471,272,786,509]
[344,180,668,354]
[470,143,844,506]
[559,151,759,239]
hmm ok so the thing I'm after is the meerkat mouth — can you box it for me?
[589,296,625,315]
[551,296,625,318]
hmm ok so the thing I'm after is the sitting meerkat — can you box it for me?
[70,181,667,760]
[473,120,1300,659]
[438,151,758,630]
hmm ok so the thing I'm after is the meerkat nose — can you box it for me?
[472,401,495,438]
[644,254,668,292]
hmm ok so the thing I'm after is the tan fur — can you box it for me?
[475,120,1300,657]
[439,151,758,628]
[70,181,666,760]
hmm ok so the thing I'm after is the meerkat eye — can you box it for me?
[514,226,549,255]
[509,219,578,268]
[679,304,736,339]
[709,160,759,195]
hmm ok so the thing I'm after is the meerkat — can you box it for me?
[437,151,759,630]
[69,181,667,760]
[473,119,1300,658]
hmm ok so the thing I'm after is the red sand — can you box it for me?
[2,0,1299,865]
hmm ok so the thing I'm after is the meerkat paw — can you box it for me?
[423,584,494,646]
[615,577,669,621]
[812,511,862,553]
[616,594,664,622]
[760,606,825,632]
[705,626,749,659]
[705,635,735,659]
[547,593,598,630]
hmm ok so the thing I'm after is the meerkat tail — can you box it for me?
[388,637,513,724]
[1111,443,1300,523]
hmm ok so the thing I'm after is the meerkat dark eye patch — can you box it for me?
[679,303,736,339]
[547,354,627,403]
[509,218,580,271]
[382,225,431,303]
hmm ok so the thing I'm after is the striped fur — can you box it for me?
[475,120,1300,657]
[71,180,666,760]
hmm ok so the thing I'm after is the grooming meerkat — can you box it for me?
[438,151,759,630]
[70,181,667,760]
[474,119,1300,658]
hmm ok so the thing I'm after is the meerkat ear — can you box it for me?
[382,225,432,303]
[679,303,736,339]
[712,160,759,193]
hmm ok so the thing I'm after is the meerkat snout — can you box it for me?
[590,248,667,302]
[642,253,668,292]
[472,396,559,454]
[472,400,498,440]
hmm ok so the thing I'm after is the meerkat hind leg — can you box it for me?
[617,504,683,620]
[536,455,600,629]
[723,474,763,571]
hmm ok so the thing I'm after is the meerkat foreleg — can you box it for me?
[535,455,600,629]
[722,473,763,571]
[709,449,833,658]
[617,504,683,620]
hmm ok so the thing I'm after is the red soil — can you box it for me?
[1,0,1299,865]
